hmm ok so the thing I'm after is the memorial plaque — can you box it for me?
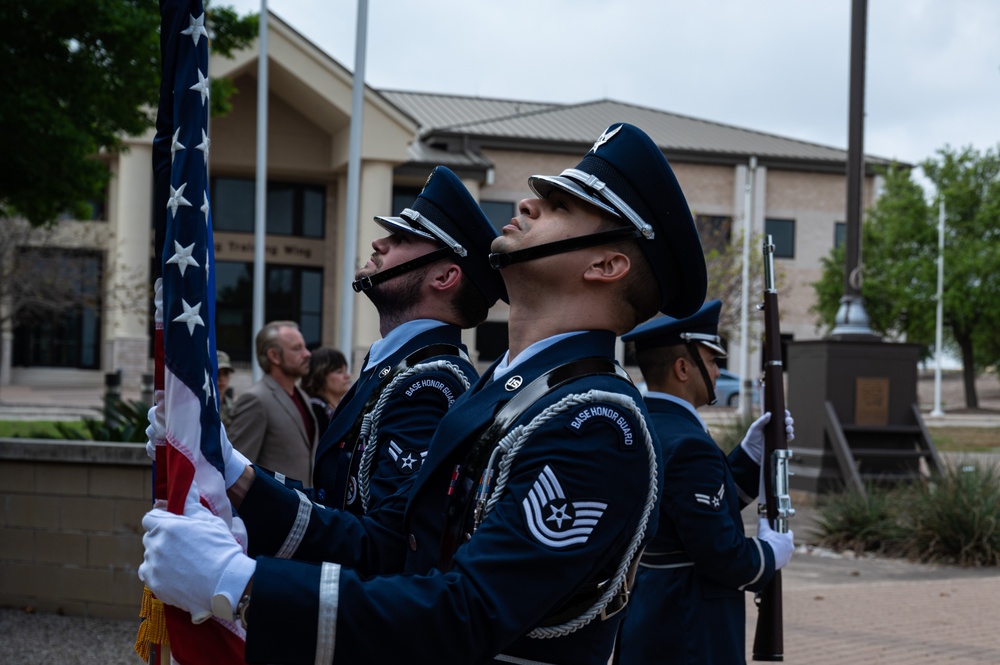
[855,377,890,426]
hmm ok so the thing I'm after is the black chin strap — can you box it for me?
[686,342,718,406]
[488,227,642,269]
[352,246,453,292]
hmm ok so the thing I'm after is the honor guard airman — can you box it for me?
[306,165,507,516]
[616,300,796,664]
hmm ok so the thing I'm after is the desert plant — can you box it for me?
[812,484,910,556]
[903,462,1000,566]
[54,398,150,443]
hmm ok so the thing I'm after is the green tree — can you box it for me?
[813,146,1000,409]
[0,0,257,228]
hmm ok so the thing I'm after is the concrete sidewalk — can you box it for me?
[3,381,999,429]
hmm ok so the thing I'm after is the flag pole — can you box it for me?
[930,196,945,417]
[738,156,757,419]
[338,0,369,365]
[252,0,269,382]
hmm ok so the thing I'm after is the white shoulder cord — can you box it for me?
[479,389,658,639]
[356,360,472,513]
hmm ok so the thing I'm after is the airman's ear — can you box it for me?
[583,250,631,284]
[430,263,462,292]
[672,356,690,382]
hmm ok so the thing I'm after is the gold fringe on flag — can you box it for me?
[134,585,169,662]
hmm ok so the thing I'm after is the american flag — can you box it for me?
[149,0,246,661]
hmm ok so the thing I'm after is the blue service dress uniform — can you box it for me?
[239,330,663,665]
[616,394,774,665]
[310,321,478,514]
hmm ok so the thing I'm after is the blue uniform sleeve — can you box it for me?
[246,394,659,665]
[665,437,775,592]
[240,469,407,575]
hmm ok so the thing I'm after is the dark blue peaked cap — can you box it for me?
[622,299,727,357]
[529,123,707,317]
[374,166,508,305]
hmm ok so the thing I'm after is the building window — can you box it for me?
[214,261,323,363]
[12,250,102,369]
[765,218,795,258]
[211,178,325,238]
[834,221,846,249]
[695,215,733,253]
[481,201,516,233]
[391,187,423,219]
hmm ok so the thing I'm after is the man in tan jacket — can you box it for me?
[227,320,318,487]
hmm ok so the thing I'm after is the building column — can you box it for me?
[104,143,153,393]
[334,160,394,370]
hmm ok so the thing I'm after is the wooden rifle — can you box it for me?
[752,235,794,661]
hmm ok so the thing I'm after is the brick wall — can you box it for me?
[0,439,149,620]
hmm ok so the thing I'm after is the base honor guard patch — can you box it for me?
[522,465,607,549]
[694,483,725,510]
[389,439,426,474]
[567,404,634,450]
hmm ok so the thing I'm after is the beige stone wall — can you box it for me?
[0,440,149,619]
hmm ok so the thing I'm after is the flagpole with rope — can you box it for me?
[135,2,245,662]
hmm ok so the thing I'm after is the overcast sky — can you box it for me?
[225,0,999,185]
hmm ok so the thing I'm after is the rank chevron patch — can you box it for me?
[694,483,725,510]
[388,440,426,475]
[522,465,608,548]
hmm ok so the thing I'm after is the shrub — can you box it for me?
[813,484,910,556]
[814,462,1000,567]
[54,398,150,443]
[903,462,1000,567]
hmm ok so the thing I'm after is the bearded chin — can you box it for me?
[364,268,425,324]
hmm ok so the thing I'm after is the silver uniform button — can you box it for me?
[504,375,523,391]
[408,533,417,551]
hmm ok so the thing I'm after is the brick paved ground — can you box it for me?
[745,572,1000,663]
[740,504,1000,664]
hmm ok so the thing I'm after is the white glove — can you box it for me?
[145,393,166,461]
[740,412,771,465]
[146,280,165,462]
[740,410,795,465]
[758,516,794,570]
[221,425,251,489]
[139,505,256,624]
[154,277,164,326]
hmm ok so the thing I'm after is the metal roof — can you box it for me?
[380,90,896,169]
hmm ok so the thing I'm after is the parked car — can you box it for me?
[636,369,760,408]
[715,369,760,407]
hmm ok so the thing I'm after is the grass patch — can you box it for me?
[927,427,1000,453]
[0,420,88,438]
